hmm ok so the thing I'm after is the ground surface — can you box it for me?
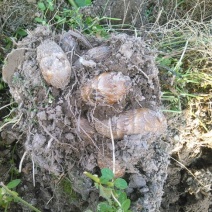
[0,0,211,212]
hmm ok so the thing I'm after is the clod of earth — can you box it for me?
[2,26,169,211]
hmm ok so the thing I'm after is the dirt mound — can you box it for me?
[2,26,169,211]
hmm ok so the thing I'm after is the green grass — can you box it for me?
[59,177,78,200]
[151,20,212,112]
[34,0,120,37]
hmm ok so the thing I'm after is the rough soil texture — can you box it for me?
[2,26,170,211]
[1,2,211,212]
[160,108,212,212]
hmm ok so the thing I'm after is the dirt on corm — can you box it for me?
[1,26,170,211]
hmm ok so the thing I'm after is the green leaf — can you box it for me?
[85,0,91,6]
[118,192,127,204]
[101,168,114,180]
[6,179,21,189]
[99,185,112,204]
[94,182,99,189]
[34,17,43,22]
[54,15,60,20]
[114,178,128,189]
[75,0,91,7]
[34,17,46,25]
[100,176,110,184]
[158,57,172,66]
[0,83,4,90]
[121,199,131,211]
[97,202,114,212]
[16,29,28,36]
[47,0,54,11]
[38,2,46,11]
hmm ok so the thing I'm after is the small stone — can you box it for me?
[129,174,146,188]
[65,133,74,140]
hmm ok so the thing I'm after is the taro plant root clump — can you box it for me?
[1,25,169,211]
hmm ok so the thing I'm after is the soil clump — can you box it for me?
[2,26,169,211]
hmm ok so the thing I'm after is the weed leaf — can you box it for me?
[99,185,112,204]
[34,17,46,25]
[114,178,128,189]
[101,168,114,180]
[38,2,46,11]
[16,29,27,36]
[97,202,114,212]
[118,192,127,204]
[75,0,91,7]
[94,182,99,189]
[47,0,54,11]
[7,179,21,189]
[100,176,110,184]
[122,199,131,211]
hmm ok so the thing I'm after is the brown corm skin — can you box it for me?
[95,108,167,139]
